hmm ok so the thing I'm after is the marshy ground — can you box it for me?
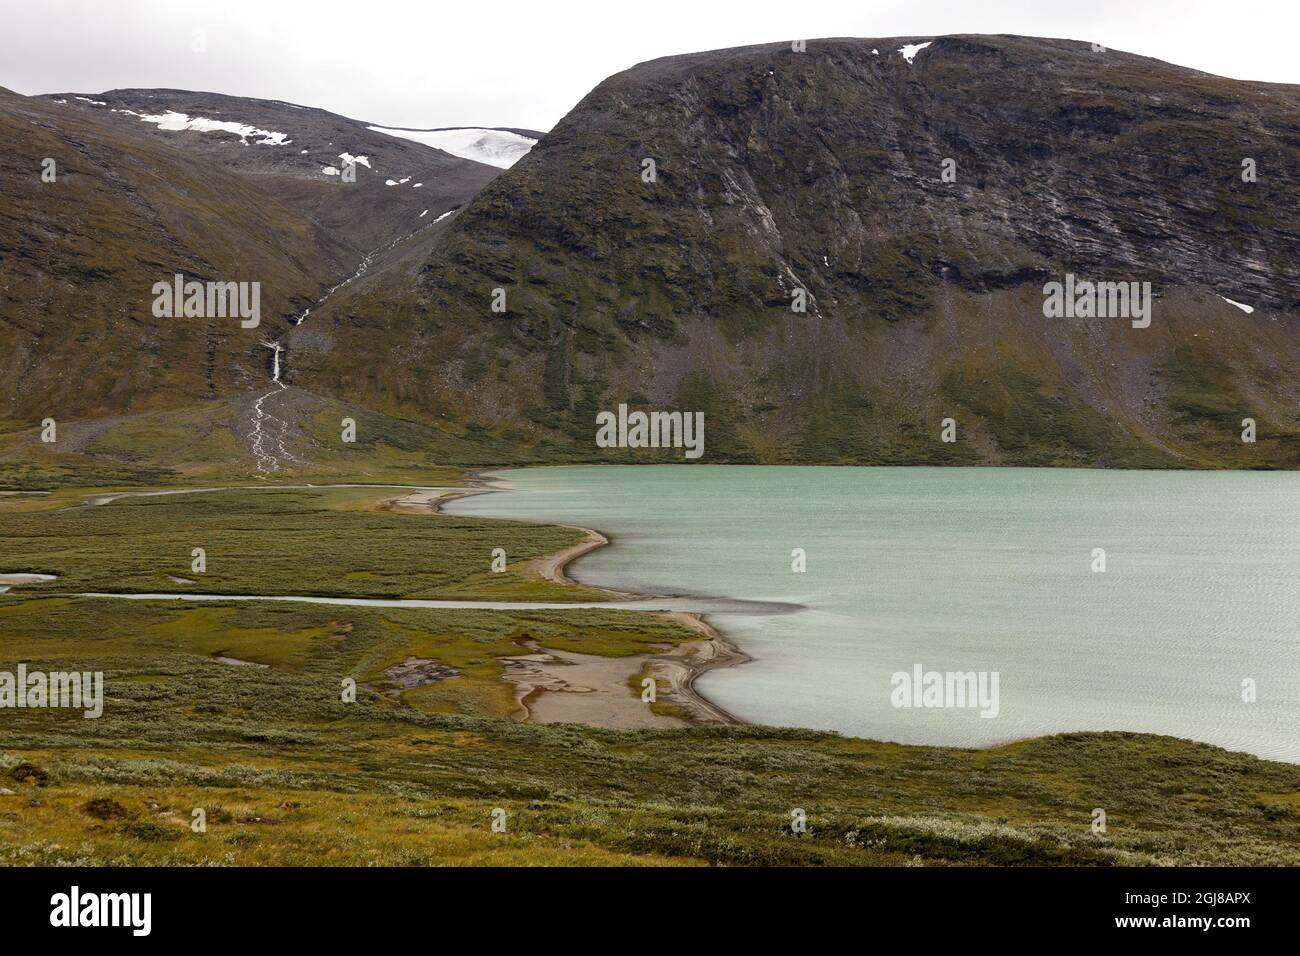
[1,482,1297,865]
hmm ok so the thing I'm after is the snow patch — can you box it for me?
[338,152,371,168]
[130,111,292,145]
[322,166,340,176]
[367,126,536,168]
[898,41,932,64]
[1219,295,1255,314]
[75,96,107,106]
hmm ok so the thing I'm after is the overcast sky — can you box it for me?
[2,0,1297,131]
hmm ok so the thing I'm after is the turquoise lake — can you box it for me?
[445,466,1300,761]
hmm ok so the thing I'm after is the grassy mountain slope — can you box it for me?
[0,87,503,484]
[0,86,343,420]
[41,89,501,254]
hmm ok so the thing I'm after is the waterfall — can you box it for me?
[263,341,283,383]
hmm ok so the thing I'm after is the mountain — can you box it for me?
[290,34,1300,468]
[3,35,1300,482]
[0,86,510,483]
[0,86,335,418]
[34,89,502,258]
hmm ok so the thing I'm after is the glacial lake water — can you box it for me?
[445,466,1300,761]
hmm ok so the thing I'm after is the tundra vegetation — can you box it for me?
[1,485,1297,866]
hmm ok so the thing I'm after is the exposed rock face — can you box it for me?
[299,35,1298,467]
[435,35,1300,314]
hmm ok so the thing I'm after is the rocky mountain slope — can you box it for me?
[3,35,1299,480]
[293,34,1300,468]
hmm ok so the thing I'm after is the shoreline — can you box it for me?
[49,477,752,732]
[24,479,779,735]
[412,483,751,728]
[14,477,1296,760]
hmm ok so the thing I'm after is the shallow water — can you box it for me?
[446,465,1300,761]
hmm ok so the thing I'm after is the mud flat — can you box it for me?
[478,493,749,728]
[502,620,745,729]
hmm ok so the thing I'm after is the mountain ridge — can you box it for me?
[288,34,1299,468]
[3,34,1299,482]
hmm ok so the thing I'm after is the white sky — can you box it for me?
[2,0,1297,132]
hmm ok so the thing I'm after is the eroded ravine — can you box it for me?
[248,213,459,474]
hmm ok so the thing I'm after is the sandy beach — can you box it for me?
[384,487,489,515]
[501,503,747,728]
[384,485,747,729]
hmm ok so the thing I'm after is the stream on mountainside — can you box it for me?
[247,212,459,474]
